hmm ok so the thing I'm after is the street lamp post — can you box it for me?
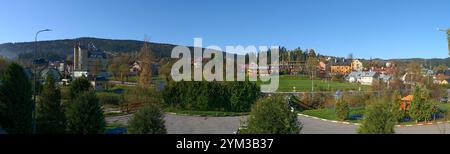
[32,29,52,134]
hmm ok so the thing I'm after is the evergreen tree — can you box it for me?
[390,90,403,121]
[65,91,105,134]
[36,74,66,134]
[358,100,397,134]
[128,104,166,134]
[409,86,434,122]
[241,95,302,134]
[335,98,349,121]
[0,63,32,134]
[0,56,9,78]
[69,77,91,99]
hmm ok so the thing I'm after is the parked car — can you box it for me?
[440,96,448,103]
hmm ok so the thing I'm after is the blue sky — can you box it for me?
[0,0,449,59]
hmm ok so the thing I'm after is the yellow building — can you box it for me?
[331,65,352,74]
[351,59,364,71]
[330,58,352,75]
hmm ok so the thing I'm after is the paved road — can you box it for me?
[106,113,450,134]
[106,114,243,134]
[396,123,450,134]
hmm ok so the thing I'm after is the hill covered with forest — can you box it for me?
[0,37,179,61]
[1,37,448,67]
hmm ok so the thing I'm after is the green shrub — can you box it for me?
[162,81,260,112]
[335,99,350,121]
[97,92,123,105]
[344,93,366,108]
[358,100,397,134]
[60,87,71,100]
[240,95,302,134]
[128,104,166,134]
[124,87,162,106]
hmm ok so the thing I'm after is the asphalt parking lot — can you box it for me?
[106,113,450,134]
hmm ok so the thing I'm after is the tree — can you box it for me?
[358,100,397,134]
[0,56,9,78]
[128,104,166,134]
[0,63,33,134]
[107,63,119,79]
[407,61,422,85]
[108,53,132,81]
[371,78,386,92]
[138,40,154,88]
[433,64,448,72]
[447,29,449,56]
[159,58,174,82]
[390,90,402,121]
[118,64,129,82]
[409,86,434,122]
[65,91,105,134]
[69,77,91,99]
[306,50,318,79]
[241,95,302,134]
[36,74,66,134]
[347,53,354,60]
[335,98,349,120]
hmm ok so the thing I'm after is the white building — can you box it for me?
[360,71,379,85]
[347,71,363,83]
[346,71,379,85]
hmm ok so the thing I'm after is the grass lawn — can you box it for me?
[299,107,365,123]
[300,103,450,125]
[261,75,370,92]
[108,76,138,82]
[164,108,248,117]
[105,122,127,129]
[438,103,450,111]
[105,122,128,134]
[108,76,166,83]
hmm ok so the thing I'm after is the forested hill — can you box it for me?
[1,37,448,67]
[0,37,180,60]
[387,58,450,68]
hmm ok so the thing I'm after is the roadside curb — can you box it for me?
[297,113,450,127]
[165,112,248,117]
[166,112,205,117]
[394,121,450,128]
[297,113,361,126]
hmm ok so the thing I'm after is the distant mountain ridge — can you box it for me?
[0,37,179,60]
[0,37,448,67]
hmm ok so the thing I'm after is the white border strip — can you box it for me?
[298,113,450,127]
